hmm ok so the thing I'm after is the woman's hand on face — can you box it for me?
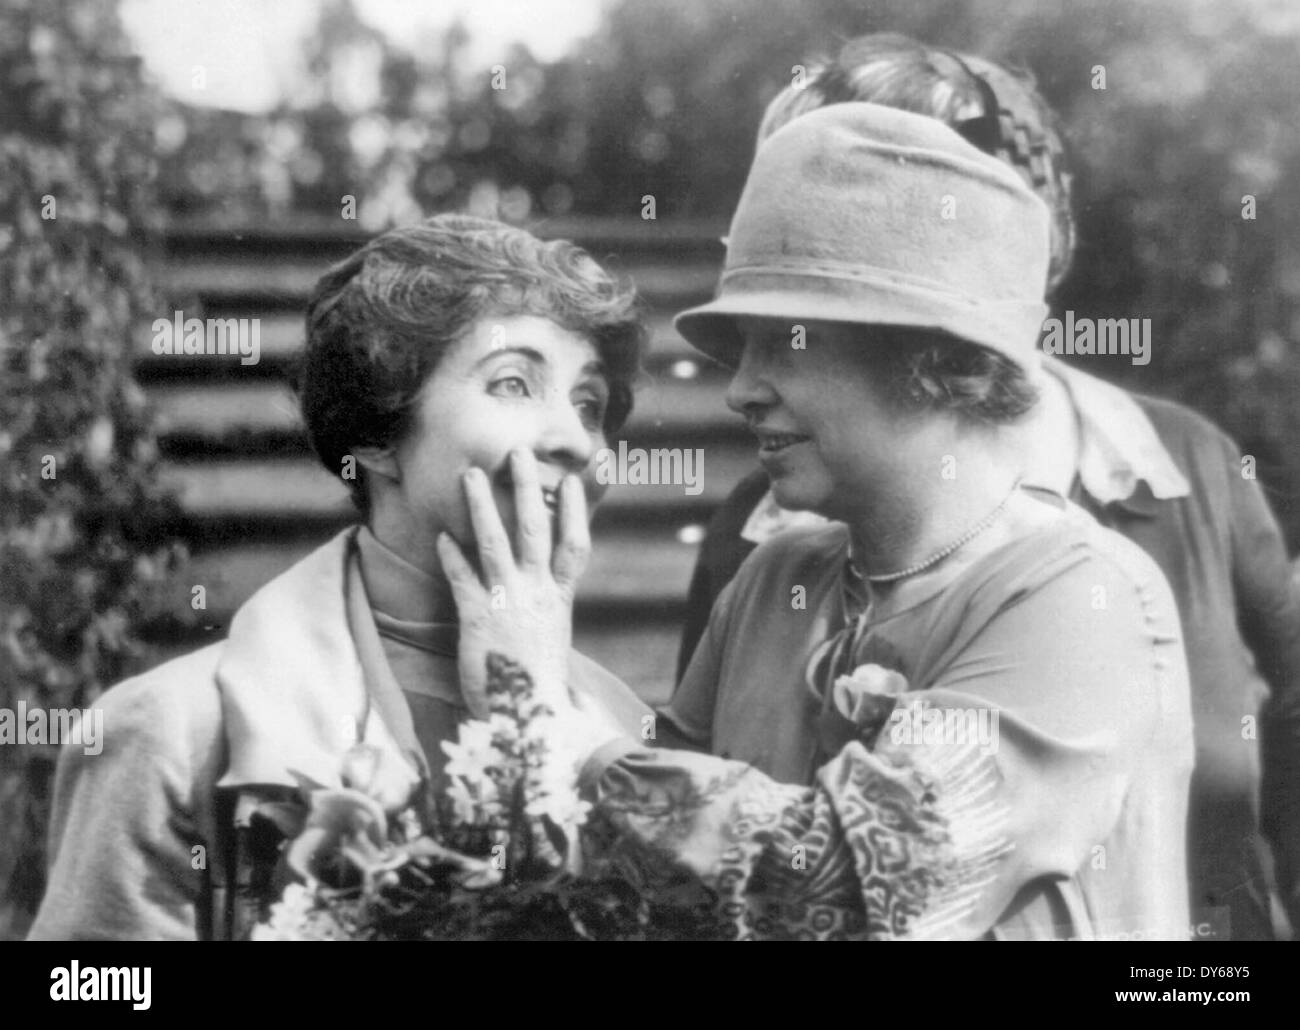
[437,448,590,719]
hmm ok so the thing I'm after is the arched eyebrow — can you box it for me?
[473,347,608,380]
[473,346,546,369]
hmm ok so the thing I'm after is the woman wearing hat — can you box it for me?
[676,35,1300,940]
[666,102,1194,940]
[446,101,1195,940]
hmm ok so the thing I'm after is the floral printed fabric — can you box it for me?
[578,729,1011,940]
[231,657,1014,941]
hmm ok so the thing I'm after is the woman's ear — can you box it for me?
[353,445,401,484]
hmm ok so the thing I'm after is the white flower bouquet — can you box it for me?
[252,654,601,941]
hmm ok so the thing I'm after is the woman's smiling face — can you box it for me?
[725,317,926,521]
[381,313,612,563]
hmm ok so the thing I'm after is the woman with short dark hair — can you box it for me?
[30,214,651,940]
[298,214,640,517]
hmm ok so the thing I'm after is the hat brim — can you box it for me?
[674,276,1045,372]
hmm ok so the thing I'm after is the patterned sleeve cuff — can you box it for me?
[577,736,644,797]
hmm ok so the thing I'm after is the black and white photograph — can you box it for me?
[1,0,1298,973]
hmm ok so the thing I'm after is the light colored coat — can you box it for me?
[28,529,648,940]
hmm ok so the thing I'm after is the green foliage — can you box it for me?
[0,0,184,934]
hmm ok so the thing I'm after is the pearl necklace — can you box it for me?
[851,482,1020,585]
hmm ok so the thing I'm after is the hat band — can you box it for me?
[721,261,1040,314]
[706,267,1046,365]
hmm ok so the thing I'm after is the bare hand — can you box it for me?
[437,449,590,719]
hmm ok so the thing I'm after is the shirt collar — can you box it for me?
[1043,357,1189,507]
[740,491,831,544]
[355,525,456,624]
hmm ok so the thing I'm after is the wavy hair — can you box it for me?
[297,214,645,512]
